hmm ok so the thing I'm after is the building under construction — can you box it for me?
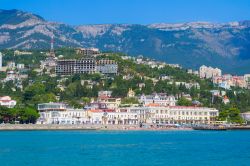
[96,59,118,75]
[55,58,118,76]
[55,58,96,75]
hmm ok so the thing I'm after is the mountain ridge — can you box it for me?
[0,9,250,74]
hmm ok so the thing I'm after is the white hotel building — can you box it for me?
[37,102,88,124]
[139,93,176,106]
[122,106,219,125]
[199,65,222,79]
[37,102,219,125]
[87,110,138,125]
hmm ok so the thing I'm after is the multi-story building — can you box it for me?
[139,93,176,106]
[96,59,118,75]
[213,74,247,89]
[76,48,100,56]
[199,65,222,79]
[37,102,88,124]
[122,106,218,125]
[97,97,121,109]
[55,58,96,75]
[55,58,118,76]
[36,101,219,125]
[0,96,16,108]
[120,107,151,123]
[87,109,138,125]
[151,106,218,124]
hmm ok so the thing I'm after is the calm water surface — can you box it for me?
[0,130,250,166]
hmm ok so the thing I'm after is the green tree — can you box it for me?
[218,107,244,124]
[82,97,91,105]
[0,106,11,123]
[23,82,46,101]
[121,97,139,104]
[177,97,192,106]
[19,107,39,124]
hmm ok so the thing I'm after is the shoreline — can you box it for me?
[0,124,192,131]
[2,124,250,131]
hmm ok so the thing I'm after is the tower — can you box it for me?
[49,36,55,57]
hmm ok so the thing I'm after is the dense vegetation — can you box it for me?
[0,48,249,123]
[0,106,39,124]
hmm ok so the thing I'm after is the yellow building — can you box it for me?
[127,88,135,98]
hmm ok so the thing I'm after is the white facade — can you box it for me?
[88,111,138,125]
[37,109,88,124]
[16,64,25,70]
[36,102,219,125]
[240,112,250,121]
[97,97,121,109]
[37,102,88,124]
[125,106,218,125]
[199,65,221,79]
[139,93,176,106]
[96,59,118,75]
[0,96,17,108]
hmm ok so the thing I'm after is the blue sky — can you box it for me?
[1,0,250,25]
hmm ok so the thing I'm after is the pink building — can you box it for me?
[0,96,17,108]
[213,74,247,89]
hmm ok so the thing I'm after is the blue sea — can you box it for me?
[0,130,250,166]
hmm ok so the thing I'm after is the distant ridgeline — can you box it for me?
[0,9,250,74]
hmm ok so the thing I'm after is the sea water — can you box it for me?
[0,130,250,166]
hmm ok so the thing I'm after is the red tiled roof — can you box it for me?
[89,109,103,113]
[169,106,202,109]
[145,103,161,107]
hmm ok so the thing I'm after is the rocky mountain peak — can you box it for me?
[0,9,44,25]
[0,9,250,74]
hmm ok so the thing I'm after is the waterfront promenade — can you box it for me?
[0,124,191,131]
